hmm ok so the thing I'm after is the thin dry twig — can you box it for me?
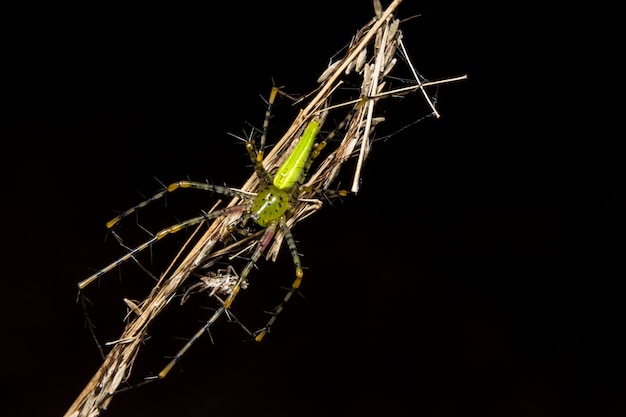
[65,1,466,415]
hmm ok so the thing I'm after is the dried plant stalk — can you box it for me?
[65,1,466,415]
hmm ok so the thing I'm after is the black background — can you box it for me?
[1,1,623,416]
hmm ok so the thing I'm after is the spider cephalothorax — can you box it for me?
[250,185,291,227]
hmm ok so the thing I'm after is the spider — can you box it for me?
[78,87,363,378]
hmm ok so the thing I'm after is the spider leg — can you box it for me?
[107,181,252,229]
[253,216,303,341]
[246,86,280,186]
[82,181,253,290]
[155,265,257,379]
[151,221,280,375]
[156,302,226,379]
[256,86,279,164]
[153,288,257,380]
[78,205,244,290]
[223,220,278,308]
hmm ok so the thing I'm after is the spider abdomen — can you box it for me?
[252,185,291,227]
[273,119,320,190]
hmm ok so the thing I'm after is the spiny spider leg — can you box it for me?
[156,304,226,379]
[153,299,256,381]
[245,86,280,186]
[78,204,246,290]
[155,222,279,380]
[253,216,301,341]
[106,183,248,229]
[223,221,278,308]
[254,86,279,166]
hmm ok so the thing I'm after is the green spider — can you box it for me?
[79,87,359,375]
